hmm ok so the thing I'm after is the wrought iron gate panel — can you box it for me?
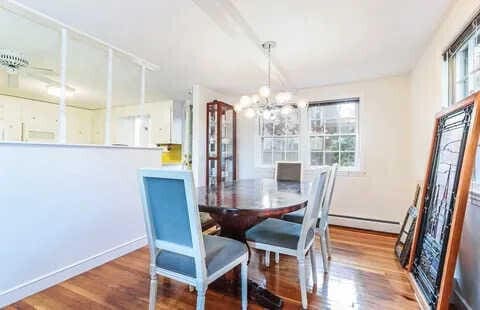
[412,105,473,308]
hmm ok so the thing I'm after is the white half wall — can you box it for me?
[0,143,162,307]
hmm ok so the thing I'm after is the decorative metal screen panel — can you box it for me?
[412,105,473,307]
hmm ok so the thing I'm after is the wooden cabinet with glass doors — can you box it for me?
[206,100,237,186]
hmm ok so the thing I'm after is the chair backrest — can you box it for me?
[275,161,303,182]
[298,167,329,252]
[138,169,207,280]
[319,164,338,231]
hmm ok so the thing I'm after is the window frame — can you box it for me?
[307,98,360,170]
[258,109,301,166]
[255,97,363,174]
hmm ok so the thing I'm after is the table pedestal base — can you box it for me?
[209,272,283,309]
[206,213,291,308]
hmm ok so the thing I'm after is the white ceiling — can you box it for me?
[9,0,452,101]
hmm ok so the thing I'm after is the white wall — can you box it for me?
[409,0,480,308]
[0,143,161,307]
[236,75,413,231]
[410,0,480,180]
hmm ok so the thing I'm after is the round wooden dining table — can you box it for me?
[197,178,310,309]
[197,178,310,240]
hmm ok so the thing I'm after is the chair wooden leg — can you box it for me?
[320,235,329,273]
[265,251,270,267]
[275,252,280,264]
[297,258,308,309]
[325,227,332,259]
[309,248,317,286]
[196,285,207,310]
[241,261,248,310]
[148,273,158,310]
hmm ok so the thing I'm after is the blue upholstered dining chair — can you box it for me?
[138,169,249,310]
[245,168,329,309]
[282,164,337,272]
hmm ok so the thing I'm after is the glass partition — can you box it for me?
[110,52,143,146]
[66,33,108,145]
[0,7,60,142]
[0,2,173,148]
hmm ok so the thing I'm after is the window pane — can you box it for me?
[325,136,339,151]
[285,112,300,135]
[310,136,324,151]
[325,120,339,134]
[285,138,299,151]
[325,152,339,165]
[273,138,284,152]
[323,104,339,120]
[273,152,284,162]
[273,119,286,136]
[311,152,323,166]
[285,152,298,161]
[339,119,356,133]
[262,137,272,151]
[340,152,356,167]
[309,106,321,120]
[338,103,356,118]
[263,122,273,136]
[340,135,356,151]
[310,119,323,134]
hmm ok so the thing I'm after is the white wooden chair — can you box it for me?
[266,161,304,265]
[138,169,249,310]
[245,168,329,309]
[274,160,303,182]
[282,164,338,271]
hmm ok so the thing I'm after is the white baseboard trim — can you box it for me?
[0,236,147,308]
[329,214,400,233]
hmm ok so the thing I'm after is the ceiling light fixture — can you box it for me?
[235,41,308,120]
[46,85,74,98]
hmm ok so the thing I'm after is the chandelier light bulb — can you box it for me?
[259,85,271,98]
[280,105,293,115]
[263,109,276,120]
[275,92,286,104]
[251,94,260,104]
[276,92,292,104]
[297,99,308,109]
[233,103,243,112]
[240,95,252,108]
[244,108,256,118]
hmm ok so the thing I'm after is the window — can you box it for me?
[446,14,480,105]
[260,111,300,165]
[449,35,480,104]
[308,99,359,168]
[445,12,480,188]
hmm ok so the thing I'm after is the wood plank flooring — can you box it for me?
[6,226,418,309]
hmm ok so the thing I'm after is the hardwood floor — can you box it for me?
[7,226,418,309]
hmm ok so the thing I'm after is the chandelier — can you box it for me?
[234,41,308,120]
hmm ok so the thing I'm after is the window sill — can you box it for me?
[337,169,366,177]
